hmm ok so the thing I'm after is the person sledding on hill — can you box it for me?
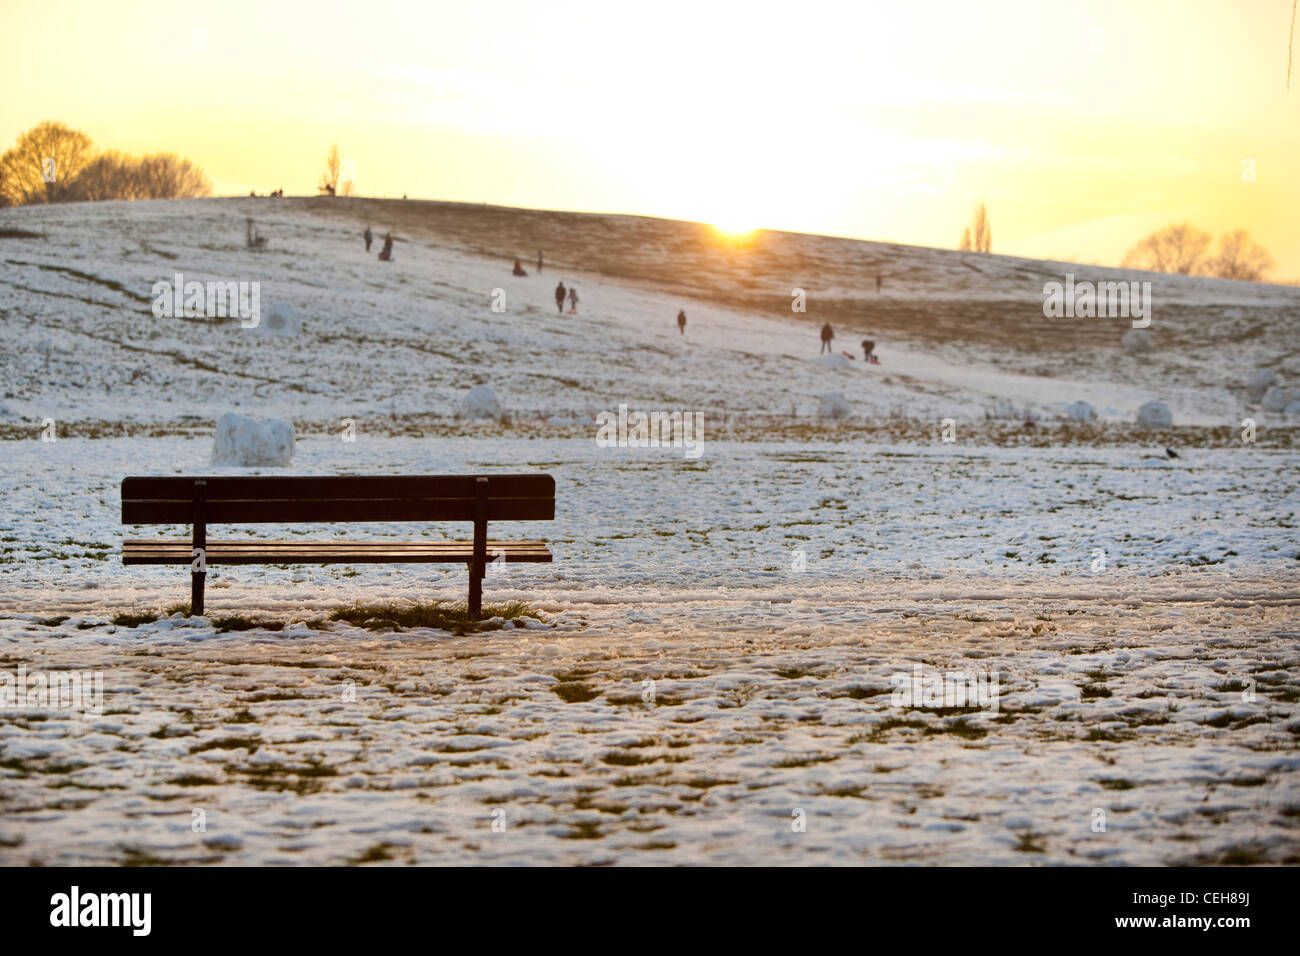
[677,309,686,334]
[567,287,579,314]
[378,232,394,261]
[513,258,528,276]
[554,281,566,313]
[819,322,834,354]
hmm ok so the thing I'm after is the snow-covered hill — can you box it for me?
[2,196,1297,431]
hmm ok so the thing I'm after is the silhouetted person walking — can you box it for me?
[677,310,687,334]
[537,250,544,274]
[876,273,882,293]
[364,227,373,252]
[819,322,834,354]
[554,281,566,313]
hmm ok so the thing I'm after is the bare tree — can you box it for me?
[67,152,211,202]
[0,121,95,205]
[134,154,211,198]
[1208,229,1275,281]
[960,202,991,252]
[319,143,342,196]
[1122,222,1212,275]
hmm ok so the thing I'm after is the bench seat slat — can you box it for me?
[123,539,553,565]
[122,475,556,524]
[122,474,555,499]
[123,498,553,524]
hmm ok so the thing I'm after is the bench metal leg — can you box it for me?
[469,477,488,619]
[191,571,206,616]
[191,480,207,617]
[468,566,482,618]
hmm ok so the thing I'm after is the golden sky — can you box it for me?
[4,0,1298,277]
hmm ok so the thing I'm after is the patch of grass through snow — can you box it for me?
[327,600,540,634]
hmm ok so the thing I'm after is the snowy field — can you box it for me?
[0,198,1297,865]
[1,436,1297,865]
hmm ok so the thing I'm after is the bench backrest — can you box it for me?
[121,475,555,525]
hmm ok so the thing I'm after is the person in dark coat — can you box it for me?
[819,322,834,354]
[677,310,686,334]
[861,339,875,361]
[567,286,579,313]
[537,250,544,274]
[513,258,528,276]
[554,282,566,313]
[364,227,373,252]
[378,232,394,261]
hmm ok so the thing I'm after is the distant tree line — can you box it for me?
[0,121,211,207]
[1122,223,1274,281]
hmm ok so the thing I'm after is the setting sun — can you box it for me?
[711,220,757,240]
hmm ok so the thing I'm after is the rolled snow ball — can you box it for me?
[1260,386,1292,412]
[1283,400,1300,418]
[1135,401,1172,429]
[255,301,301,336]
[212,412,295,466]
[1122,328,1153,354]
[1065,401,1096,422]
[461,385,503,420]
[1246,369,1276,400]
[817,392,852,420]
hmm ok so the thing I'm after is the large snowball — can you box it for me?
[461,385,503,420]
[1260,386,1293,413]
[1065,401,1097,422]
[212,412,295,466]
[1122,328,1153,354]
[1135,401,1172,428]
[252,301,301,337]
[1246,369,1276,400]
[817,392,852,420]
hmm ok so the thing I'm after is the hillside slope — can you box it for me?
[1,197,1296,431]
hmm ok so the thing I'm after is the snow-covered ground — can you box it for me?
[2,197,1298,430]
[0,198,1296,865]
[1,436,1296,865]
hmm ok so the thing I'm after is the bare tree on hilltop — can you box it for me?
[319,143,342,196]
[1121,222,1211,275]
[0,121,94,205]
[959,202,992,253]
[72,151,210,201]
[0,121,209,205]
[1122,223,1275,281]
[1209,229,1275,281]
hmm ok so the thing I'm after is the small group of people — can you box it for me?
[249,188,284,198]
[507,250,576,312]
[363,226,394,260]
[511,250,545,277]
[555,281,578,314]
[819,322,880,363]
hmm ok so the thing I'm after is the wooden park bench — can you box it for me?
[121,475,555,617]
